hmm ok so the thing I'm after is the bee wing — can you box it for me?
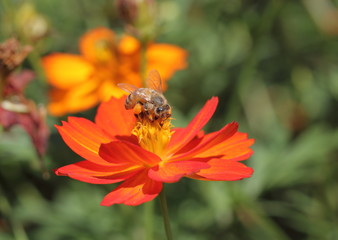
[146,69,163,92]
[117,83,139,93]
[136,91,152,101]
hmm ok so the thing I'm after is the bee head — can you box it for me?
[155,107,164,114]
[153,96,164,105]
[155,104,171,119]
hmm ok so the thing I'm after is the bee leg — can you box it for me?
[141,111,152,122]
[133,103,143,115]
[135,113,143,122]
[133,103,144,121]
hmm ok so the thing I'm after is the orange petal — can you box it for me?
[171,122,239,161]
[166,97,218,155]
[118,35,141,55]
[48,79,100,116]
[146,43,187,88]
[95,96,136,137]
[56,117,113,165]
[148,160,209,183]
[55,160,139,184]
[79,27,116,63]
[217,133,255,161]
[185,130,254,161]
[42,54,94,89]
[100,170,163,206]
[191,159,254,181]
[98,80,129,101]
[99,141,161,167]
[170,129,205,156]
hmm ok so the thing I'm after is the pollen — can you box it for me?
[132,118,173,159]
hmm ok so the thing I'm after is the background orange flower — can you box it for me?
[42,27,187,116]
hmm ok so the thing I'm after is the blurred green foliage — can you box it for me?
[1,0,338,239]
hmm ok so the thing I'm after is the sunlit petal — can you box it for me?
[95,96,136,137]
[42,54,93,89]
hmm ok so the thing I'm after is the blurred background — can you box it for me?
[1,0,338,239]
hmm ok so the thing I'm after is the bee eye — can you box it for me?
[156,107,163,114]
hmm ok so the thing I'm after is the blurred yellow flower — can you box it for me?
[42,27,187,116]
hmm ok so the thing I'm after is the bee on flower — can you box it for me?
[54,70,254,206]
[118,69,172,124]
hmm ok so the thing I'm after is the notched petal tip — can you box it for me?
[194,159,254,181]
[53,168,64,176]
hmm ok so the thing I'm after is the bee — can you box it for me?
[118,69,172,123]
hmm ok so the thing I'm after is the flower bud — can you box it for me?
[116,0,157,42]
[116,0,138,24]
[15,2,49,43]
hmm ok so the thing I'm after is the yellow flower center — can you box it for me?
[132,118,173,160]
[94,39,117,65]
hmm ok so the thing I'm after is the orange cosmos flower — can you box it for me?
[42,27,187,116]
[54,96,254,206]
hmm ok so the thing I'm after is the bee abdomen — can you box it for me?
[125,94,134,109]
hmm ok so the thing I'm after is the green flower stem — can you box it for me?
[144,200,154,240]
[27,49,47,87]
[159,189,173,240]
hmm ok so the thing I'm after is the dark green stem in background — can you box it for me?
[0,171,29,240]
[0,72,5,102]
[226,0,283,120]
[159,189,173,240]
[38,155,50,180]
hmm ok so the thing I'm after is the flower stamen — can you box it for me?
[132,118,173,159]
